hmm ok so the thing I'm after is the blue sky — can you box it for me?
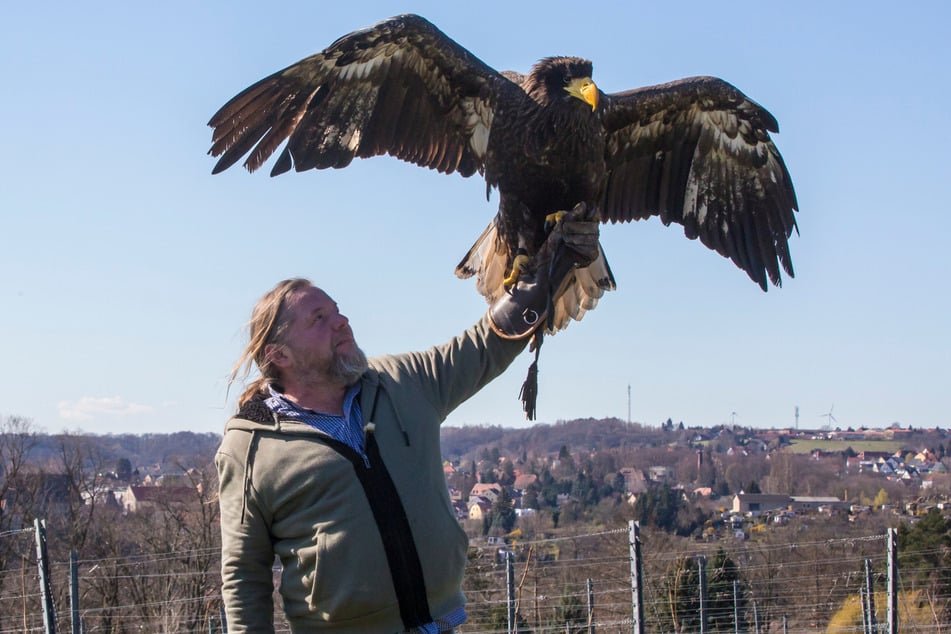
[1,1,948,435]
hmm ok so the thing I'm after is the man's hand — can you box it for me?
[542,202,601,271]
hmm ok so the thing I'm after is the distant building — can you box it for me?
[790,496,843,512]
[117,485,194,513]
[619,468,648,494]
[469,482,503,503]
[467,497,492,521]
[732,494,792,516]
[512,473,537,491]
[648,466,674,482]
[733,493,844,515]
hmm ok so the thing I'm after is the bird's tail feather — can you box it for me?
[454,218,510,303]
[456,218,616,333]
[547,247,617,333]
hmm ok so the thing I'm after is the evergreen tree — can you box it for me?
[522,484,540,509]
[659,555,700,633]
[611,472,627,495]
[552,588,586,632]
[632,484,683,533]
[708,548,746,632]
[491,486,517,533]
[115,457,133,481]
[897,509,951,605]
[499,460,516,486]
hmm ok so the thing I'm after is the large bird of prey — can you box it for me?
[209,14,798,333]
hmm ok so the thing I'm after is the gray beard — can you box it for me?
[330,346,369,385]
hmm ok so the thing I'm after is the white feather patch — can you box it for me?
[465,99,493,160]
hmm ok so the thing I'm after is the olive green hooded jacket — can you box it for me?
[216,316,525,633]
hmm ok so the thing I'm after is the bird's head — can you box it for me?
[529,57,598,111]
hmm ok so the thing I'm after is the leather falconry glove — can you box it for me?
[488,202,601,340]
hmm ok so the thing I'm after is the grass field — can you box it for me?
[786,438,906,454]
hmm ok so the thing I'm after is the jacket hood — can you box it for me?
[224,368,384,433]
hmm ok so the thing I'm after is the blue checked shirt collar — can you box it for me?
[264,384,365,455]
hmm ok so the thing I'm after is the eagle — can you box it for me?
[208,13,797,337]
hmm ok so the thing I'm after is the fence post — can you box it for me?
[35,518,57,634]
[629,521,644,634]
[865,558,877,633]
[861,587,869,634]
[587,578,595,634]
[70,551,80,634]
[887,528,897,634]
[697,555,707,634]
[733,579,740,634]
[506,550,516,634]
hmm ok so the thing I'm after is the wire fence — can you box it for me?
[6,521,949,633]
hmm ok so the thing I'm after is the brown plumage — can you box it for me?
[208,14,798,332]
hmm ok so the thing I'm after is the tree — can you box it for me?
[898,509,951,617]
[554,445,577,479]
[659,555,700,632]
[522,485,539,510]
[872,488,889,508]
[490,486,517,533]
[707,548,747,632]
[0,416,40,633]
[552,587,586,632]
[0,425,224,634]
[499,459,516,486]
[115,457,133,481]
[632,484,684,534]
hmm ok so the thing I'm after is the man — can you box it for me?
[216,207,598,633]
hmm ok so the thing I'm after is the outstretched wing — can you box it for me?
[208,14,510,178]
[599,77,798,291]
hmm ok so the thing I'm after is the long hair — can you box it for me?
[229,278,312,408]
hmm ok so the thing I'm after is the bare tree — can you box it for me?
[0,416,41,633]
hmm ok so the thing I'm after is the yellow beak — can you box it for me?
[564,77,599,111]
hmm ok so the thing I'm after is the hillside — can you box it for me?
[440,418,667,459]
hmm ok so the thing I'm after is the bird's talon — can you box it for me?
[544,210,566,231]
[503,254,531,287]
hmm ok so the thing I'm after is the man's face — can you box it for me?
[280,286,367,385]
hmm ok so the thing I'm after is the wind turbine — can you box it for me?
[821,404,837,429]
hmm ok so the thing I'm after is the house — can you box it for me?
[468,497,492,521]
[732,493,792,516]
[469,482,503,503]
[117,485,194,513]
[790,496,843,512]
[648,466,674,482]
[618,468,648,494]
[512,473,537,491]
